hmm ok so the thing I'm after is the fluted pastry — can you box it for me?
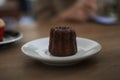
[49,26,77,56]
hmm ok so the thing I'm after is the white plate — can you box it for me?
[91,16,118,24]
[0,33,23,45]
[21,37,102,66]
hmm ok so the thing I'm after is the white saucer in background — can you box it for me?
[21,37,102,66]
[0,33,23,45]
[91,16,118,24]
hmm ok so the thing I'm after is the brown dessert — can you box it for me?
[0,19,5,41]
[49,26,77,56]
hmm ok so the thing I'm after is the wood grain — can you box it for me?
[0,21,120,80]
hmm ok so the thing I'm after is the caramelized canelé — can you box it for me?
[49,26,77,56]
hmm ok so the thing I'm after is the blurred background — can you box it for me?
[0,0,119,26]
[0,0,33,26]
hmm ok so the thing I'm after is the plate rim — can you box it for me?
[21,37,102,64]
[0,33,23,45]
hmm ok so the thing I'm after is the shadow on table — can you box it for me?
[24,56,100,70]
[0,42,20,52]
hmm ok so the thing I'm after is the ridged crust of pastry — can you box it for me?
[49,26,77,56]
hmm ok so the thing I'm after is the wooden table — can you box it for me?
[0,21,120,80]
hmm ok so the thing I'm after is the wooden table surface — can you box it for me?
[0,21,120,80]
